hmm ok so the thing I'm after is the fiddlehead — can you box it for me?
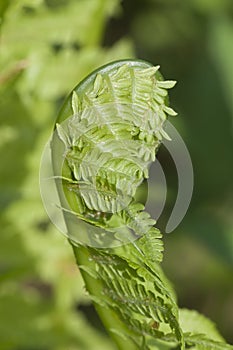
[51,59,183,349]
[54,60,176,248]
[47,60,233,350]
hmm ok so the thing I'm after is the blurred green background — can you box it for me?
[0,0,232,349]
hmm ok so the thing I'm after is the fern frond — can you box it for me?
[57,63,175,224]
[49,59,233,350]
[81,247,183,348]
[53,60,187,349]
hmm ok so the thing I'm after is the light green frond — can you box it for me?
[54,60,190,350]
[81,248,183,347]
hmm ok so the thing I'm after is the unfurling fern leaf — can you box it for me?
[55,61,176,242]
[50,60,233,350]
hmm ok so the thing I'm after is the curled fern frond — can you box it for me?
[51,60,233,350]
[55,61,176,248]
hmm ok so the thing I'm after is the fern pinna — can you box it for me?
[51,60,233,350]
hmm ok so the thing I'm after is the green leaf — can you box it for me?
[179,308,225,342]
[184,333,233,350]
